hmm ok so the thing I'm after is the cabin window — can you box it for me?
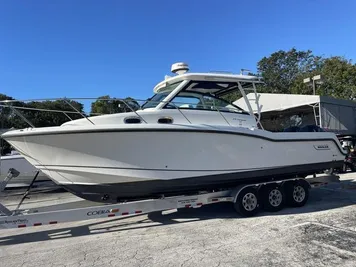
[168,96,201,109]
[124,117,141,124]
[164,91,244,114]
[200,95,242,113]
[158,117,173,124]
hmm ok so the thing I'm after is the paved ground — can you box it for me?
[1,173,356,267]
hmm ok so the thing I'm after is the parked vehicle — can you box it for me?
[333,136,356,173]
[337,147,356,173]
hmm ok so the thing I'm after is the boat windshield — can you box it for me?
[142,79,250,114]
[165,92,248,114]
[141,81,182,109]
[163,80,249,114]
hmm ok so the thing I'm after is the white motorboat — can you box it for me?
[0,63,347,202]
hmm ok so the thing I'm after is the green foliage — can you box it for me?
[0,94,27,129]
[257,48,356,100]
[0,96,85,129]
[90,96,140,115]
[319,56,356,99]
[257,48,323,94]
[23,100,85,127]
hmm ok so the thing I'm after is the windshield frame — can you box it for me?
[141,81,183,109]
[162,80,249,114]
[142,79,251,115]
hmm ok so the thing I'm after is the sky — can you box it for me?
[1,0,356,112]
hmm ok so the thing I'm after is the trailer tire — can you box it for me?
[260,184,285,212]
[284,180,309,207]
[234,187,259,217]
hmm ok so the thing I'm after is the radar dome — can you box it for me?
[171,62,189,75]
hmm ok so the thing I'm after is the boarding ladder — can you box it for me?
[312,104,321,127]
[238,82,264,130]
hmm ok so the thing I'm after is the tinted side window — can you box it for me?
[168,96,201,108]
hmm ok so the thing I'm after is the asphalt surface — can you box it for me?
[1,173,356,267]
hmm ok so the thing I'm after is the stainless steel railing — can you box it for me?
[0,96,249,129]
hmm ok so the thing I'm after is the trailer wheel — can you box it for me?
[260,184,285,212]
[284,180,309,207]
[234,187,259,217]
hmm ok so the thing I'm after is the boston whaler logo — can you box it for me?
[314,144,330,150]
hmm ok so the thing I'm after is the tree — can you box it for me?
[23,100,85,127]
[0,95,85,128]
[0,94,16,155]
[90,95,140,115]
[124,97,141,111]
[0,94,15,129]
[257,48,323,94]
[256,48,356,100]
[290,56,356,99]
[319,56,356,100]
[0,94,28,129]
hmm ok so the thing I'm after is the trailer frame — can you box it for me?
[0,168,340,230]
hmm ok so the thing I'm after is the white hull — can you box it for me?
[3,124,345,201]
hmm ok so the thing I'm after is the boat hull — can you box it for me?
[61,160,342,202]
[2,125,346,202]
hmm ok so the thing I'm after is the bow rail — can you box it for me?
[0,96,252,129]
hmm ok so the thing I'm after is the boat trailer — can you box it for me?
[0,168,340,229]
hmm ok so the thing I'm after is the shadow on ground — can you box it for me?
[1,179,356,246]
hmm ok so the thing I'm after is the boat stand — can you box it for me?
[0,168,20,192]
[0,169,40,215]
[13,171,40,213]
